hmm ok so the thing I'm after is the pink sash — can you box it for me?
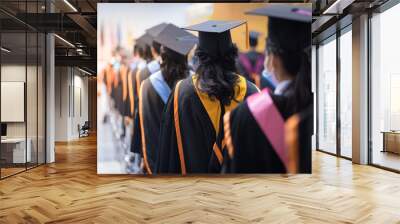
[239,53,265,75]
[247,89,288,169]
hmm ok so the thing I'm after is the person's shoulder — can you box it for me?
[175,76,196,98]
[227,99,252,129]
[139,79,155,100]
[137,61,146,71]
[141,77,152,90]
[246,79,260,94]
[139,66,150,76]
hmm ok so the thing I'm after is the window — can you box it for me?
[339,29,352,158]
[317,37,337,154]
[370,3,400,171]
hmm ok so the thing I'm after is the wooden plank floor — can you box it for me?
[1,135,400,223]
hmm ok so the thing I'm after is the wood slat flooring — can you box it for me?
[1,135,400,223]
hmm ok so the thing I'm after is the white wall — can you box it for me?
[55,67,89,141]
[1,63,46,164]
[1,65,37,138]
[55,66,69,141]
[1,65,26,139]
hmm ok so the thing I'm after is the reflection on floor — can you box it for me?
[0,167,25,177]
[0,135,400,223]
[0,162,43,179]
[341,147,352,158]
[373,150,400,171]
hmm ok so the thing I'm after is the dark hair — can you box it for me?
[195,44,240,106]
[152,41,162,55]
[134,45,144,58]
[160,46,189,88]
[249,37,258,48]
[267,47,312,113]
[143,44,153,62]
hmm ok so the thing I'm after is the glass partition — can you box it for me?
[0,2,46,179]
[317,37,337,154]
[371,3,400,171]
[38,32,45,165]
[27,31,38,169]
[1,30,28,177]
[339,29,352,158]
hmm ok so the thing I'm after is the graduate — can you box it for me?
[122,43,147,134]
[134,24,197,174]
[222,5,313,173]
[237,31,265,86]
[136,23,169,96]
[109,47,130,117]
[129,44,146,74]
[156,20,259,174]
[237,31,277,92]
[100,59,115,97]
[127,36,151,118]
[136,33,154,63]
[107,47,121,98]
[128,33,153,158]
[131,24,169,148]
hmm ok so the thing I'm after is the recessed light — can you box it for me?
[63,0,78,12]
[78,67,93,76]
[1,47,11,53]
[54,34,75,48]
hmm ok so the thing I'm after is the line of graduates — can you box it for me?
[100,4,313,174]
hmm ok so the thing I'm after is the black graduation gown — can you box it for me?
[260,75,276,92]
[133,71,172,174]
[294,105,313,173]
[222,91,312,173]
[109,71,119,108]
[110,64,130,117]
[137,68,151,87]
[156,75,259,174]
[128,66,139,117]
[129,61,157,154]
[136,60,160,92]
[129,60,160,119]
[128,66,140,153]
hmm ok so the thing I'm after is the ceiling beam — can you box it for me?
[322,0,356,15]
[55,55,96,71]
[67,13,97,39]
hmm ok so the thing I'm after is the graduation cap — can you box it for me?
[246,5,312,22]
[246,5,311,53]
[154,24,198,56]
[184,20,248,58]
[136,33,153,47]
[146,23,169,40]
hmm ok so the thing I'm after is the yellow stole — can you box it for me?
[192,75,247,134]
